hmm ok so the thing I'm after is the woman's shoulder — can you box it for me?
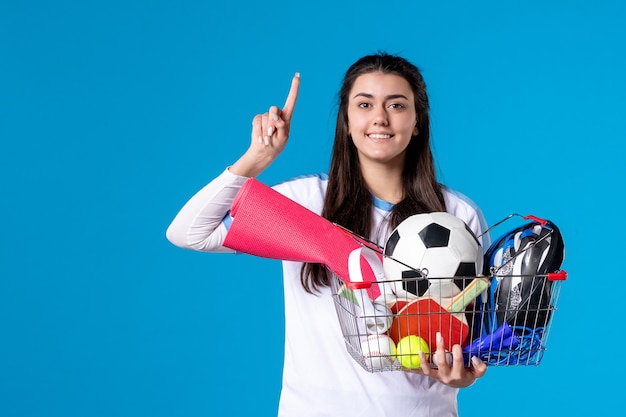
[440,185,481,213]
[440,184,490,247]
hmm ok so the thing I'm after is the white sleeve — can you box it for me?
[165,168,249,252]
[442,186,492,252]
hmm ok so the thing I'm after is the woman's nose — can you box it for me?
[372,108,389,126]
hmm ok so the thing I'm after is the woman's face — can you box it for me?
[347,72,418,169]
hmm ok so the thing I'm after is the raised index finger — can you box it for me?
[281,72,300,122]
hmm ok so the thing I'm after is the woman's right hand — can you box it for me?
[230,73,300,178]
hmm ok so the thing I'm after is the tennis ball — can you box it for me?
[397,335,430,369]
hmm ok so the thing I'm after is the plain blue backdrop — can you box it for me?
[2,0,624,416]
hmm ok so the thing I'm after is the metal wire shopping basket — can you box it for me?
[330,213,567,373]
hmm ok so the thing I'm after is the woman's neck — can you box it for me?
[360,161,404,204]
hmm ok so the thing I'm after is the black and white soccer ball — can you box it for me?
[383,212,483,297]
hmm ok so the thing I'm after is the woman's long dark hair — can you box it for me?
[301,52,446,293]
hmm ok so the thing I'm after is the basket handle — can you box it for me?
[522,214,548,226]
[478,213,550,239]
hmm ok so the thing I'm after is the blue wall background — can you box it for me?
[2,0,624,415]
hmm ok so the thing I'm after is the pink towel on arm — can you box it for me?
[222,178,381,299]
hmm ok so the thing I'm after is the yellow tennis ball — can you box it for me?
[397,335,430,369]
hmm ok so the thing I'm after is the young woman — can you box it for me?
[167,52,490,416]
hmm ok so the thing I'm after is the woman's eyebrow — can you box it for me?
[386,94,409,100]
[352,92,409,100]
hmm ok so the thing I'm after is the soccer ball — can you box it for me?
[383,212,483,297]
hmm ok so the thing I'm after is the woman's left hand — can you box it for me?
[410,332,487,388]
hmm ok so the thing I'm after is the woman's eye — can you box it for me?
[389,103,405,110]
[358,102,371,108]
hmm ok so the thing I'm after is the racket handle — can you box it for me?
[446,277,490,312]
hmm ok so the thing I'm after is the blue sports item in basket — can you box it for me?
[463,321,549,366]
[482,216,565,334]
[463,322,520,364]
